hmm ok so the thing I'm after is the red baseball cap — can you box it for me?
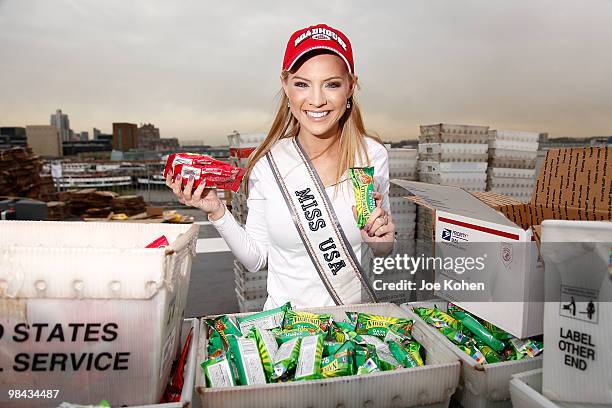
[283,24,354,74]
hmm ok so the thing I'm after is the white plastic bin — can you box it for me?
[402,300,543,408]
[510,369,609,408]
[196,302,461,408]
[0,221,199,407]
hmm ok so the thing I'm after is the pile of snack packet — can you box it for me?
[164,153,245,192]
[201,304,425,388]
[411,303,543,364]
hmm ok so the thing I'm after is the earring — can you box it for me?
[346,100,351,109]
[287,101,290,108]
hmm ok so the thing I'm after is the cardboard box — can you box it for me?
[540,220,612,405]
[392,147,610,338]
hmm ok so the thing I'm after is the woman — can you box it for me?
[166,23,394,310]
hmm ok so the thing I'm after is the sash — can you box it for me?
[266,138,378,304]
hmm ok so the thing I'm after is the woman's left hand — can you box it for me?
[352,192,395,256]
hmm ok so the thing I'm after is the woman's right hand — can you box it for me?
[165,171,226,220]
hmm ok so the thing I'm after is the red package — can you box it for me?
[229,146,257,158]
[145,235,170,248]
[164,153,245,192]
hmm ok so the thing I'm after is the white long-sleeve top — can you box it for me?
[211,137,390,310]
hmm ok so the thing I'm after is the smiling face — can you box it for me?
[282,53,356,140]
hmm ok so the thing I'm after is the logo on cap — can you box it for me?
[294,27,347,51]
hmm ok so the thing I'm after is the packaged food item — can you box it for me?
[252,327,279,381]
[272,337,302,381]
[283,310,331,334]
[207,328,225,355]
[383,323,412,344]
[201,353,237,388]
[356,358,380,375]
[345,311,359,325]
[388,340,424,368]
[272,327,319,342]
[413,306,463,332]
[482,321,513,341]
[145,235,169,248]
[236,302,291,335]
[331,321,363,343]
[375,343,401,371]
[323,341,344,357]
[354,313,413,339]
[510,338,544,358]
[349,166,375,229]
[227,335,267,385]
[164,152,246,192]
[294,334,324,381]
[321,341,355,378]
[205,315,242,348]
[437,325,472,346]
[457,343,486,364]
[450,310,505,352]
[476,342,502,364]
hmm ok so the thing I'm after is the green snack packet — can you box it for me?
[227,334,267,385]
[321,341,355,378]
[332,321,364,343]
[357,358,380,375]
[201,353,237,388]
[457,343,487,364]
[482,321,513,341]
[294,334,324,381]
[272,327,319,342]
[388,340,422,368]
[415,306,463,332]
[383,323,413,344]
[252,327,280,381]
[452,311,506,352]
[349,166,375,229]
[283,310,331,333]
[355,344,369,367]
[345,311,359,325]
[206,315,242,348]
[272,337,301,380]
[236,302,291,335]
[510,338,543,358]
[412,306,435,319]
[207,328,225,355]
[375,344,401,371]
[438,325,472,346]
[354,313,413,339]
[476,341,502,364]
[323,341,344,357]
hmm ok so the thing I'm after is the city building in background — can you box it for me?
[0,127,27,149]
[25,125,62,157]
[50,109,71,142]
[137,123,179,151]
[93,127,101,140]
[79,131,89,141]
[112,122,138,151]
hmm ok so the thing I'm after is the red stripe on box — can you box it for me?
[438,216,521,240]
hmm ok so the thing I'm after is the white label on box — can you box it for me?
[295,336,318,378]
[237,338,266,385]
[207,358,234,388]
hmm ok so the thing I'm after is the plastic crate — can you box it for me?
[388,148,418,160]
[402,300,543,408]
[420,124,489,144]
[418,171,487,185]
[489,139,539,152]
[0,221,199,407]
[509,369,607,408]
[235,289,266,312]
[196,303,461,408]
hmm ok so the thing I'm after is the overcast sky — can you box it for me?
[1,0,611,145]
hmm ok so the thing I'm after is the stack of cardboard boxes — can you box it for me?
[418,123,490,193]
[487,129,540,201]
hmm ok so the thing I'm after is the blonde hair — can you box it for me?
[245,70,383,194]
